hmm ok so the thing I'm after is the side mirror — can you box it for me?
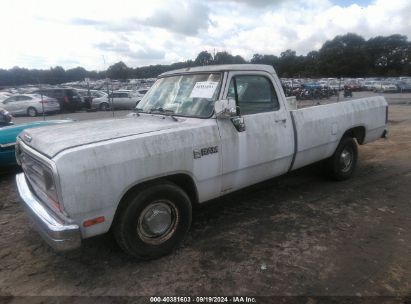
[214,98,237,118]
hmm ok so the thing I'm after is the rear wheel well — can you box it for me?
[112,174,198,228]
[342,126,365,144]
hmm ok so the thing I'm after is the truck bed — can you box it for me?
[290,96,387,170]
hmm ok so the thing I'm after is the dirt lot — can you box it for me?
[0,104,411,299]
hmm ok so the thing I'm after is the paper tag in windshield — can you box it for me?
[189,81,219,99]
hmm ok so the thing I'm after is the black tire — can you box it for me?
[100,103,110,111]
[27,107,38,117]
[113,181,192,260]
[326,137,358,181]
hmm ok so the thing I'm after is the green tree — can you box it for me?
[107,61,131,80]
[194,51,213,66]
[250,54,279,66]
[318,33,369,77]
[366,34,410,76]
[213,51,245,65]
[66,67,87,82]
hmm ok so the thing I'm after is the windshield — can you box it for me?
[137,73,221,118]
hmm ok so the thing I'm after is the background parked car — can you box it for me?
[0,93,12,101]
[77,89,108,109]
[32,88,82,112]
[0,118,72,168]
[0,108,13,127]
[373,82,398,93]
[0,94,60,117]
[396,81,411,93]
[363,81,377,91]
[91,91,140,111]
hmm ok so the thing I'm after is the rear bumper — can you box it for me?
[15,173,81,251]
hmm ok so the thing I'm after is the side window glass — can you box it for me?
[44,90,53,97]
[18,96,31,101]
[227,79,236,100]
[228,75,280,115]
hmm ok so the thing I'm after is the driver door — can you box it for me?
[217,71,295,194]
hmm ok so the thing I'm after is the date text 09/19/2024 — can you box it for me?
[149,296,257,303]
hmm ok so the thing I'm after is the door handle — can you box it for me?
[275,118,287,124]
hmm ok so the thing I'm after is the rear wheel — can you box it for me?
[326,137,358,181]
[113,181,192,260]
[27,107,38,117]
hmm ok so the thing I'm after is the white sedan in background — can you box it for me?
[373,82,398,93]
[0,94,60,117]
[91,91,141,111]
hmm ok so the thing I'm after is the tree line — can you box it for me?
[1,33,410,87]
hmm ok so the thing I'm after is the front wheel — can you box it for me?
[326,137,358,181]
[113,181,192,260]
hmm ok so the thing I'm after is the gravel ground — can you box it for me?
[0,103,411,299]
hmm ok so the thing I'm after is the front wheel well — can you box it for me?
[342,126,365,144]
[112,174,198,228]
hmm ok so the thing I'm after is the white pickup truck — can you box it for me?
[16,65,388,260]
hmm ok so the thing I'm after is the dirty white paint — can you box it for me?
[291,96,387,170]
[19,65,388,240]
[217,70,294,194]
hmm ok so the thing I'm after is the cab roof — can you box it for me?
[159,64,276,77]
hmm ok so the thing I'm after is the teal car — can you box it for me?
[0,120,72,167]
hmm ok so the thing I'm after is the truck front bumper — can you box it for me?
[16,173,81,251]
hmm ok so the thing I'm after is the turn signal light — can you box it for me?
[83,216,105,227]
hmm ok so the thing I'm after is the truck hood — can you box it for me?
[19,115,184,158]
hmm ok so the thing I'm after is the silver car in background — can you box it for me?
[0,94,60,117]
[91,91,140,111]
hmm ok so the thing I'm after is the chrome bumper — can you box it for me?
[15,173,81,251]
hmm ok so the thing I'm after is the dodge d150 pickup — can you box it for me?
[15,64,388,259]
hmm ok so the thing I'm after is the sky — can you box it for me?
[0,0,410,71]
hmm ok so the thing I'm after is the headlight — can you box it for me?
[42,166,60,212]
[20,148,61,213]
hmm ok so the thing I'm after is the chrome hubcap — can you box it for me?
[137,201,178,244]
[340,148,353,172]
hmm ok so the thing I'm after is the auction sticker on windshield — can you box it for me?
[189,81,219,99]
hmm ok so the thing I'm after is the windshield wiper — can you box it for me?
[134,107,144,112]
[149,107,174,114]
[149,107,178,121]
[130,107,145,116]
